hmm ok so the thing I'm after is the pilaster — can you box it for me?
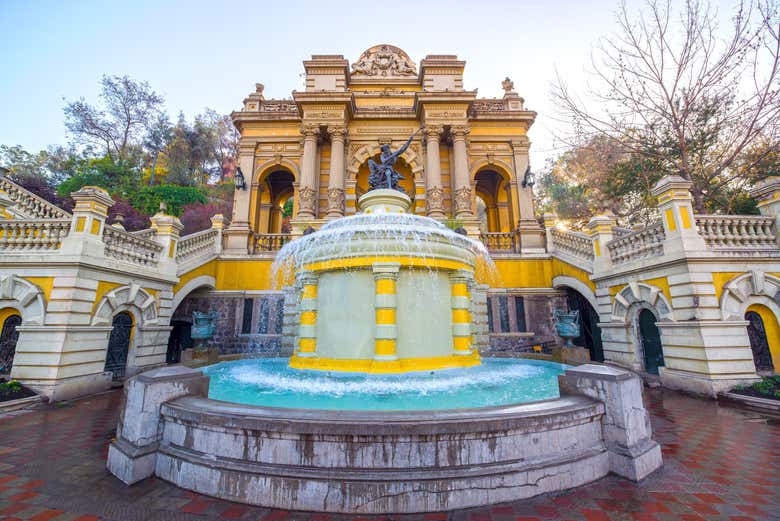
[372,263,400,362]
[224,147,254,254]
[296,272,318,357]
[450,269,474,356]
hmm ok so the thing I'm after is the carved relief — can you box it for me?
[454,186,473,215]
[298,186,317,215]
[351,45,417,77]
[327,188,345,214]
[426,187,444,214]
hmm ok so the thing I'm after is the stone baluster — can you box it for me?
[424,126,445,218]
[450,270,474,356]
[749,176,780,246]
[587,213,617,273]
[373,263,400,362]
[326,126,347,218]
[297,124,320,219]
[296,272,319,357]
[61,186,114,257]
[451,125,474,219]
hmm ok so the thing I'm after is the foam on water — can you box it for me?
[203,357,568,411]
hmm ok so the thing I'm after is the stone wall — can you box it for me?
[173,292,287,356]
[484,291,566,354]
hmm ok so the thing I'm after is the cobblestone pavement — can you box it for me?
[0,388,778,521]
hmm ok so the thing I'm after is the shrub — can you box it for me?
[129,184,207,216]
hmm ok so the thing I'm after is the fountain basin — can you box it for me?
[107,364,663,514]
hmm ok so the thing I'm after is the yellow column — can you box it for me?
[450,270,474,356]
[373,263,400,361]
[296,272,318,357]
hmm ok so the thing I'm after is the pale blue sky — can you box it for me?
[0,0,739,166]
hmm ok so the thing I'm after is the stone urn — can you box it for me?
[553,309,580,348]
[191,311,219,363]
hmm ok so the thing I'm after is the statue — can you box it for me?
[368,128,422,192]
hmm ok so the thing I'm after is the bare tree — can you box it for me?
[64,75,164,161]
[553,0,780,211]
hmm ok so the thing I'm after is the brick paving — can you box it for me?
[0,389,778,520]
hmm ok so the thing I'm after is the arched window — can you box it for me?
[0,312,22,375]
[475,169,513,232]
[256,169,295,234]
[745,307,776,372]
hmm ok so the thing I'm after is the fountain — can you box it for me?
[107,133,662,513]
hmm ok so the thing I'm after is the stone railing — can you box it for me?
[176,228,220,264]
[695,215,779,255]
[131,228,157,239]
[550,228,594,263]
[0,219,71,251]
[254,233,292,252]
[480,231,518,253]
[606,222,665,265]
[0,176,70,220]
[103,226,164,267]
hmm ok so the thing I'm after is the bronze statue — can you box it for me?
[368,128,422,192]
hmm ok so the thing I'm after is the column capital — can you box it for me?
[450,125,470,140]
[301,124,320,138]
[449,268,474,284]
[423,125,443,142]
[372,262,401,279]
[297,270,319,286]
[327,125,347,140]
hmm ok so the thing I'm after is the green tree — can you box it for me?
[128,184,208,216]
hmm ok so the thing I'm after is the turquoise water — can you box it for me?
[203,357,568,411]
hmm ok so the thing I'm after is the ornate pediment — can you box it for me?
[351,45,417,78]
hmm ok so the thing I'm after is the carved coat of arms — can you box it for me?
[351,45,417,77]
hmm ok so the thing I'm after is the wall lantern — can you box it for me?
[235,167,247,190]
[522,166,535,188]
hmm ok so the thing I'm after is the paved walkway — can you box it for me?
[0,388,778,521]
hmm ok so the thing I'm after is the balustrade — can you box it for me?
[103,226,164,267]
[176,228,220,264]
[695,215,779,255]
[550,228,594,263]
[479,232,518,253]
[0,176,70,219]
[0,219,70,251]
[606,222,665,265]
[254,233,292,252]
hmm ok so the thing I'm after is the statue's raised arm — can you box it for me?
[390,127,422,159]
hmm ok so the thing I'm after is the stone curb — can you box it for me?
[718,391,780,414]
[0,393,47,413]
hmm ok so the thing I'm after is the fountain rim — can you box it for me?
[161,394,602,435]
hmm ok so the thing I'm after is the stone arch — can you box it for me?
[0,275,46,326]
[469,158,515,181]
[171,275,216,314]
[92,283,158,326]
[471,161,515,232]
[347,144,424,181]
[552,276,598,312]
[253,157,300,184]
[611,282,674,323]
[720,271,780,320]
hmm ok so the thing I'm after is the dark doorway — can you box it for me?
[639,309,664,375]
[166,319,193,364]
[0,314,21,375]
[566,289,604,362]
[105,312,133,379]
[745,311,774,372]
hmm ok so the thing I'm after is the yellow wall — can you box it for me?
[746,303,780,372]
[0,307,21,326]
[23,277,54,303]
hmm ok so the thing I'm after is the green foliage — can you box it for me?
[129,184,207,216]
[282,198,293,218]
[0,380,22,395]
[752,380,774,395]
[56,156,140,198]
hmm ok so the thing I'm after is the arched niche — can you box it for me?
[0,275,46,326]
[92,283,158,326]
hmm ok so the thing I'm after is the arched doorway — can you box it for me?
[167,319,193,364]
[357,155,415,203]
[566,289,604,362]
[638,309,664,374]
[256,169,295,234]
[474,169,513,232]
[0,311,21,375]
[745,309,775,372]
[105,312,133,379]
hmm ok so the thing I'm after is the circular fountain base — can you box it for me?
[154,395,609,513]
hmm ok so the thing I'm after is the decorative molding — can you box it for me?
[351,45,417,77]
[0,275,46,326]
[92,283,159,326]
[426,187,444,214]
[453,186,473,215]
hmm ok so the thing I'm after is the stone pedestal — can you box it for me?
[107,366,209,485]
[560,364,663,481]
